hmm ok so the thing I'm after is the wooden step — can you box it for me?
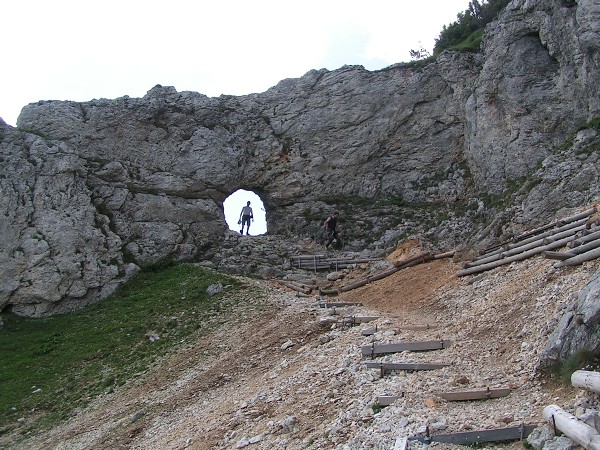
[318,301,363,308]
[365,362,449,372]
[409,424,537,445]
[361,340,451,357]
[396,324,438,331]
[435,387,511,401]
[341,316,379,326]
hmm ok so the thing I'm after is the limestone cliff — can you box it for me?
[1,0,599,316]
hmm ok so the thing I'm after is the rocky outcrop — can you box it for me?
[539,266,600,369]
[1,0,600,316]
[465,0,600,192]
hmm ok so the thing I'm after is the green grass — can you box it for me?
[0,263,245,434]
[448,29,484,53]
[548,348,600,385]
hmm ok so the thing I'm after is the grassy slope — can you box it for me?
[0,263,246,435]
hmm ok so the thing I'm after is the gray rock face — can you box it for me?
[539,267,600,369]
[465,0,600,193]
[0,126,139,316]
[2,0,600,316]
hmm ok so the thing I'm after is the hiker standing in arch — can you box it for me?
[239,201,254,235]
[324,211,342,249]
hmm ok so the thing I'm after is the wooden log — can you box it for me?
[513,208,596,242]
[514,221,563,242]
[364,266,401,283]
[542,237,600,261]
[543,404,600,450]
[434,250,455,259]
[466,224,585,269]
[506,217,589,250]
[321,252,434,296]
[435,387,511,401]
[568,237,600,255]
[393,251,434,268]
[504,225,585,257]
[338,278,370,292]
[476,208,595,258]
[292,256,381,271]
[572,370,600,393]
[463,252,504,268]
[569,230,600,248]
[566,207,597,220]
[361,340,451,356]
[277,280,312,294]
[554,247,600,268]
[457,234,578,276]
[479,244,505,257]
[542,250,574,261]
[319,288,341,296]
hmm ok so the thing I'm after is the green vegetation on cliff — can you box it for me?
[434,0,511,55]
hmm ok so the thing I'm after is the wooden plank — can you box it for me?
[378,394,404,406]
[318,301,363,308]
[435,387,511,401]
[361,340,451,356]
[365,362,449,371]
[409,424,537,445]
[342,316,379,325]
[397,324,438,331]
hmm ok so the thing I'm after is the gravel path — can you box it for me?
[8,256,600,450]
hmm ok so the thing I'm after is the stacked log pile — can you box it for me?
[458,207,599,277]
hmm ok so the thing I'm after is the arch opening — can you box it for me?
[223,189,267,236]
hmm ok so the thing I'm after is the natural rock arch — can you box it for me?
[223,189,267,236]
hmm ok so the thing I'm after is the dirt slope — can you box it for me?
[6,253,599,450]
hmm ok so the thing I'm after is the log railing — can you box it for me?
[458,207,598,277]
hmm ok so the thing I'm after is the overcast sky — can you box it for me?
[1,0,469,127]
